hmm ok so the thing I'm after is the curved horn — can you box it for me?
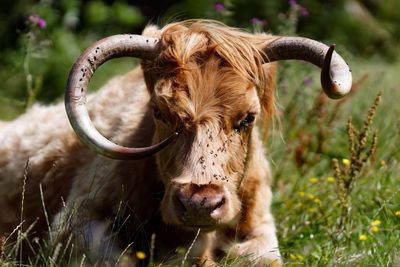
[65,34,178,160]
[262,37,352,99]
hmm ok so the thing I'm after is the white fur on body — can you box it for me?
[0,67,280,265]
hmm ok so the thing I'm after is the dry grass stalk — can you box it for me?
[331,92,382,244]
[0,236,5,263]
[49,242,62,267]
[181,228,200,267]
[16,159,29,260]
[149,233,156,266]
[40,183,53,245]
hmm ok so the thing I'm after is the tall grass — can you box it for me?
[270,58,400,266]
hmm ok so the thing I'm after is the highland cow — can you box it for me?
[0,20,352,266]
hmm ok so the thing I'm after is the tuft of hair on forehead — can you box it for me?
[142,20,277,129]
[158,20,267,88]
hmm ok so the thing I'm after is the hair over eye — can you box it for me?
[235,112,256,132]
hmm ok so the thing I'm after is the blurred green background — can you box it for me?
[0,0,399,119]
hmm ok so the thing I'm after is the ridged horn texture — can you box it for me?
[65,34,178,160]
[263,37,352,99]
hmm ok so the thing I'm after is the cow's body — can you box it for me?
[0,67,279,265]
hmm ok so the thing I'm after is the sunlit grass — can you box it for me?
[1,57,399,266]
[269,58,400,266]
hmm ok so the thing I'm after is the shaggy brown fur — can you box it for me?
[0,20,280,266]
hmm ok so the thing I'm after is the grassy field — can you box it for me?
[1,52,400,266]
[269,57,400,266]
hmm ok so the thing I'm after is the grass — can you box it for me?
[1,51,400,266]
[269,58,400,266]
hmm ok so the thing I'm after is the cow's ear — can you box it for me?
[142,24,161,38]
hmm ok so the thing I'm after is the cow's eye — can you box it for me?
[234,113,256,132]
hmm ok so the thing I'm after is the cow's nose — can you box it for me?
[177,188,225,213]
[173,183,226,225]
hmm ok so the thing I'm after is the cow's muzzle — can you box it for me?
[171,182,226,229]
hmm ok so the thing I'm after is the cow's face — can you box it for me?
[141,23,272,230]
[150,57,261,230]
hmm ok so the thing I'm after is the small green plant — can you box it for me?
[22,15,50,109]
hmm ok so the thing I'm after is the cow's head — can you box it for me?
[65,20,352,230]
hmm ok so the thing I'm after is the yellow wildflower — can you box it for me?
[299,191,305,197]
[289,253,297,260]
[326,176,335,183]
[359,234,367,241]
[372,226,379,233]
[342,158,351,166]
[309,177,318,184]
[314,198,321,204]
[380,160,386,166]
[297,255,304,261]
[395,211,400,216]
[135,251,146,260]
[371,220,381,226]
[307,193,315,200]
[308,208,317,213]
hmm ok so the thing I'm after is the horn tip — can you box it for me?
[323,81,352,99]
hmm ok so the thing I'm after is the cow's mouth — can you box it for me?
[178,214,222,231]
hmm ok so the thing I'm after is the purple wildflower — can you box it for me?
[214,2,225,12]
[299,6,309,17]
[303,77,313,86]
[37,18,46,28]
[288,0,297,6]
[250,17,266,26]
[28,15,46,28]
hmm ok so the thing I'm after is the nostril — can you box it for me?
[209,196,225,220]
[200,197,207,207]
[213,196,225,211]
[175,194,187,217]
